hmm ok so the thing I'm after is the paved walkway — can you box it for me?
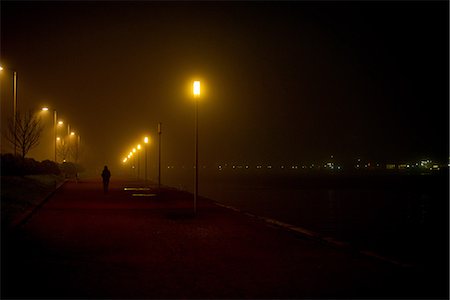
[1,179,441,298]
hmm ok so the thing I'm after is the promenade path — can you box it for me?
[2,179,441,298]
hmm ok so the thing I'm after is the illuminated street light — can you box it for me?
[193,81,200,96]
[1,66,18,155]
[70,132,75,136]
[157,123,162,189]
[193,80,200,214]
[137,144,142,179]
[144,137,149,183]
[40,107,59,162]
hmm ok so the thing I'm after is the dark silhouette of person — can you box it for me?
[101,166,111,194]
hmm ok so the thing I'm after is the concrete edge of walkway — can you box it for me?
[8,179,68,230]
[213,201,414,268]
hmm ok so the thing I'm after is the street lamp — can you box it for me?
[137,144,142,180]
[41,107,59,162]
[132,148,137,179]
[1,66,18,155]
[193,80,200,214]
[144,137,149,184]
[157,122,162,190]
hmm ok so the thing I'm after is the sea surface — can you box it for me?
[163,168,449,270]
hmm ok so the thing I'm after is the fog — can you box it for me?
[1,2,448,176]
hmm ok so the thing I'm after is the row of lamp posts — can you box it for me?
[122,80,200,213]
[123,123,161,189]
[1,65,81,162]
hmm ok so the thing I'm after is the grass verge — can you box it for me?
[1,174,65,229]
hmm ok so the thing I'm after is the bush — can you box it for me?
[0,154,62,176]
[41,160,60,175]
[59,162,77,178]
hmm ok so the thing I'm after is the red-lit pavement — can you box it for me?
[2,179,432,298]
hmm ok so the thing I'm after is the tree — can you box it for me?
[5,110,44,158]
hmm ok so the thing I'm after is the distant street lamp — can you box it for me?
[76,134,81,164]
[1,66,18,155]
[193,81,200,214]
[41,107,58,162]
[132,148,137,179]
[144,137,149,184]
[137,144,142,180]
[158,122,162,190]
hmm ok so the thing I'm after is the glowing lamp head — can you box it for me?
[56,137,61,141]
[144,137,149,144]
[58,121,64,125]
[41,107,49,111]
[133,148,136,153]
[70,132,75,136]
[123,158,128,163]
[193,81,200,96]
[0,66,3,71]
[137,144,142,150]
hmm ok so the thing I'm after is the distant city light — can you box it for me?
[41,107,49,111]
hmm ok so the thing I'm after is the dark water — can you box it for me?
[164,169,449,268]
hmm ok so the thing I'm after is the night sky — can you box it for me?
[1,1,448,172]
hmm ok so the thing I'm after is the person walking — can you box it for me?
[101,165,111,194]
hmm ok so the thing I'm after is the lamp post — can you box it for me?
[144,137,149,184]
[41,107,58,162]
[56,120,64,162]
[128,152,133,178]
[1,66,18,155]
[137,144,142,180]
[77,135,81,164]
[158,122,162,190]
[69,130,75,162]
[193,81,200,214]
[133,148,137,179]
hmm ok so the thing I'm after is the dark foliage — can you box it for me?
[59,162,77,178]
[0,154,61,176]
